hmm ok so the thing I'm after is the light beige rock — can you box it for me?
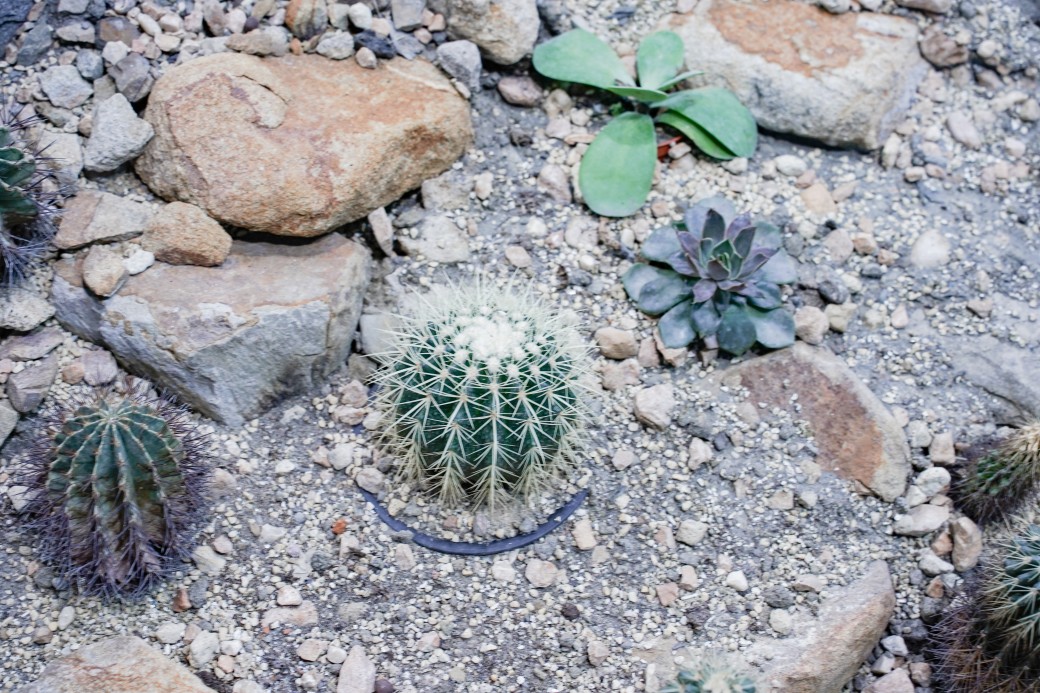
[634,383,675,429]
[20,635,214,692]
[337,645,376,693]
[143,202,232,267]
[662,0,927,149]
[136,53,472,238]
[750,561,895,693]
[595,327,639,360]
[434,0,539,64]
[54,190,153,250]
[82,245,129,298]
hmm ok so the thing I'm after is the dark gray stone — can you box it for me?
[0,0,31,51]
[16,22,53,66]
[6,353,60,413]
[109,53,154,103]
[75,48,104,80]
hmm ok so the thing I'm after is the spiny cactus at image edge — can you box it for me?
[374,281,590,508]
[0,106,64,286]
[660,657,760,693]
[19,387,210,597]
[932,522,1040,692]
[955,421,1040,524]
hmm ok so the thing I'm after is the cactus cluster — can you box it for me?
[0,107,64,286]
[20,387,210,597]
[374,281,589,508]
[955,422,1040,524]
[932,523,1040,691]
[661,658,759,693]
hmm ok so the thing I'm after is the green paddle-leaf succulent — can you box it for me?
[533,29,757,217]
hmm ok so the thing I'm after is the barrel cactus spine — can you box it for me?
[20,387,210,597]
[932,522,1040,691]
[0,106,64,286]
[374,281,590,508]
[660,657,759,693]
[956,422,1040,524]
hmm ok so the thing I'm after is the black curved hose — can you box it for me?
[356,484,589,556]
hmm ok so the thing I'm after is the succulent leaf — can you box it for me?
[659,300,696,348]
[532,28,633,90]
[636,31,685,91]
[375,282,590,508]
[578,112,657,217]
[658,87,758,158]
[19,388,210,598]
[657,110,735,160]
[661,657,760,693]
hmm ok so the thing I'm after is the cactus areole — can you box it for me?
[21,390,210,597]
[375,282,590,508]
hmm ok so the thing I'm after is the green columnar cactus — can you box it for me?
[21,390,210,597]
[956,422,1040,524]
[932,523,1040,692]
[661,659,759,693]
[0,108,64,286]
[375,282,589,507]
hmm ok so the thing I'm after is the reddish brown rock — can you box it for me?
[143,201,232,267]
[663,0,927,149]
[20,635,214,693]
[136,53,472,238]
[712,343,909,501]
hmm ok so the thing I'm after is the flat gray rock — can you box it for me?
[52,235,371,425]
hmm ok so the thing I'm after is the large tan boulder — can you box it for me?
[662,0,927,150]
[135,53,472,238]
[19,635,213,693]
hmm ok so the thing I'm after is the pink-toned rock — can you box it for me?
[143,202,232,267]
[663,0,927,149]
[707,344,910,501]
[54,190,152,250]
[20,635,214,692]
[136,53,472,238]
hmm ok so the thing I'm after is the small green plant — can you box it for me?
[0,107,64,286]
[20,388,210,597]
[661,658,759,693]
[956,422,1040,525]
[932,523,1040,692]
[622,196,796,356]
[374,281,589,508]
[532,29,756,217]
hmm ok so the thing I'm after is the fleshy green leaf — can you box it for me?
[758,252,797,285]
[716,305,756,355]
[641,226,682,264]
[658,87,758,158]
[657,70,704,92]
[656,110,734,160]
[636,272,693,315]
[532,29,634,90]
[748,307,795,349]
[605,86,669,104]
[636,31,685,91]
[579,112,657,218]
[621,263,665,300]
[690,300,721,337]
[658,300,696,348]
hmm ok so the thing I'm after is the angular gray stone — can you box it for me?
[6,353,59,413]
[41,131,83,185]
[17,23,52,67]
[81,349,118,386]
[84,94,155,172]
[949,335,1040,421]
[0,289,54,332]
[108,53,154,103]
[52,235,371,425]
[55,190,153,250]
[748,561,895,693]
[19,635,214,693]
[893,504,949,537]
[39,65,93,110]
[399,215,470,263]
[391,0,425,31]
[0,401,18,448]
[434,0,539,64]
[0,328,63,361]
[316,32,355,60]
[437,40,482,90]
[662,0,927,149]
[337,645,376,693]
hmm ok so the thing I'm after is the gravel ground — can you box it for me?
[0,0,1038,691]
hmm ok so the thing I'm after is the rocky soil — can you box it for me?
[0,0,1038,692]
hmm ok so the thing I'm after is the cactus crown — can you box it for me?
[957,422,1040,524]
[21,387,210,597]
[0,107,64,286]
[661,658,759,693]
[375,281,590,508]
